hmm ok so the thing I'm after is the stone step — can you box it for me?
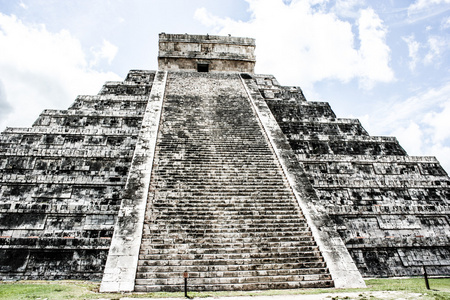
[151,204,301,210]
[148,217,306,223]
[150,209,300,215]
[141,240,317,252]
[143,227,311,236]
[149,217,306,223]
[144,233,313,244]
[154,173,286,178]
[146,222,308,228]
[151,184,289,190]
[136,267,330,279]
[147,213,305,219]
[144,225,309,234]
[144,231,311,240]
[151,197,297,202]
[150,192,294,198]
[145,222,308,229]
[136,261,328,274]
[135,279,334,292]
[142,244,317,254]
[133,72,333,291]
[151,204,299,210]
[136,272,331,283]
[139,250,322,261]
[139,245,318,255]
[154,172,283,177]
[158,144,273,148]
[154,175,286,180]
[137,256,324,269]
[152,201,298,207]
[151,210,301,216]
[148,210,301,217]
[153,179,291,184]
[152,188,292,193]
[153,162,279,167]
[155,151,274,156]
[150,202,298,207]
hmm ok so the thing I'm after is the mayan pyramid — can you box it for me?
[0,33,448,292]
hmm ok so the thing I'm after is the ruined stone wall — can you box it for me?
[251,74,450,277]
[0,70,155,280]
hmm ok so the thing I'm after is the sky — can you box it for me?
[0,0,449,171]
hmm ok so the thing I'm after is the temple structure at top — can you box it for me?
[158,33,256,73]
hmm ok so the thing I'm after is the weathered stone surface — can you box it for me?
[241,75,365,288]
[100,71,167,292]
[131,71,334,292]
[0,70,155,280]
[0,34,449,291]
[254,73,450,277]
[158,33,256,73]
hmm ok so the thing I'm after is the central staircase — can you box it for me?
[134,72,333,292]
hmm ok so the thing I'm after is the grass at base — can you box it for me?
[0,278,449,300]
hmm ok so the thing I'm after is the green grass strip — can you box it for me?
[0,278,449,299]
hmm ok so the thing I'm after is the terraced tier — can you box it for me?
[251,73,450,277]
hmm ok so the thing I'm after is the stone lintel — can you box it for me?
[99,71,168,293]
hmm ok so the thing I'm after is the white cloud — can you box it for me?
[195,0,394,94]
[0,79,12,120]
[365,82,450,172]
[442,16,450,28]
[333,0,365,18]
[391,121,423,155]
[374,83,450,133]
[401,34,448,71]
[427,143,450,173]
[0,13,121,131]
[424,36,445,65]
[402,35,420,71]
[357,8,394,89]
[194,8,221,29]
[407,0,450,22]
[408,0,450,14]
[423,100,450,144]
[90,39,119,66]
[19,1,28,9]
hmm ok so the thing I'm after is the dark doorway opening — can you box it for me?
[197,63,209,72]
[241,73,252,79]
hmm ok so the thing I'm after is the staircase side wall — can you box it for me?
[100,71,167,292]
[241,75,366,288]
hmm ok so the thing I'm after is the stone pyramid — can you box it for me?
[0,33,448,292]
